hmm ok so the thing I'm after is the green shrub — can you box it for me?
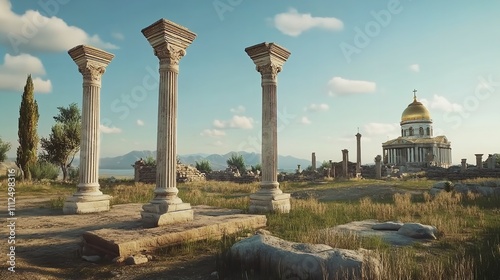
[68,166,79,183]
[29,161,59,180]
[195,160,212,174]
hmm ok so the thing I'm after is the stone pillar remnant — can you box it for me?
[245,42,291,213]
[312,152,316,170]
[355,132,362,175]
[140,19,196,227]
[342,149,349,178]
[461,158,467,172]
[375,155,382,179]
[475,154,483,170]
[63,45,114,214]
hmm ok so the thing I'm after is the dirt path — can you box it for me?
[0,185,424,279]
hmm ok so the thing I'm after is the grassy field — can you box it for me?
[3,177,500,279]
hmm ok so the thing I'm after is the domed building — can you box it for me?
[382,90,452,168]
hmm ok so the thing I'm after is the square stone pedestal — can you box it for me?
[249,193,291,214]
[141,202,193,227]
[63,194,111,214]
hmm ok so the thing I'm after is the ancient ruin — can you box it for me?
[63,45,114,214]
[140,19,196,227]
[245,42,291,213]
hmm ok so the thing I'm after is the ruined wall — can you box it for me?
[133,162,206,183]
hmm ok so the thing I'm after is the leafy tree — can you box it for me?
[319,161,331,171]
[227,153,246,174]
[0,137,11,163]
[40,103,81,182]
[195,160,212,174]
[251,163,261,173]
[16,75,39,181]
[144,156,156,166]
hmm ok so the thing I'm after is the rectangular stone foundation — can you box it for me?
[63,195,111,214]
[83,205,267,258]
[249,193,291,214]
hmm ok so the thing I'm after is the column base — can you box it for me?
[249,192,291,214]
[141,201,193,227]
[63,194,111,214]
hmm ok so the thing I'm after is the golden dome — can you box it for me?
[401,96,431,122]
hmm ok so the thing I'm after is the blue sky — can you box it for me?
[1,0,499,165]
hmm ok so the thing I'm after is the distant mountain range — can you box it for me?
[95,150,311,171]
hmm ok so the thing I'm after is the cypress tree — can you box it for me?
[16,74,39,181]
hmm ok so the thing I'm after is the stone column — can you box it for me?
[487,154,495,169]
[63,45,113,214]
[296,164,301,174]
[140,19,196,227]
[245,42,291,213]
[311,152,316,171]
[375,155,382,179]
[461,159,467,172]
[475,154,483,169]
[355,133,361,174]
[342,149,349,178]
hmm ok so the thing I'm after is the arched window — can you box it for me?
[419,127,424,135]
[409,127,414,136]
[426,127,430,136]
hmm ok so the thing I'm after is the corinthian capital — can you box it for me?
[79,62,106,83]
[256,63,282,80]
[154,44,186,66]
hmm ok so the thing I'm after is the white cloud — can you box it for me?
[305,103,329,112]
[300,116,311,125]
[213,115,254,129]
[229,115,254,129]
[273,8,343,37]
[111,32,124,41]
[0,0,118,53]
[100,124,122,134]
[230,105,245,114]
[200,129,226,137]
[0,53,51,93]
[364,122,399,136]
[136,119,144,126]
[420,95,463,113]
[409,64,420,73]
[328,77,376,96]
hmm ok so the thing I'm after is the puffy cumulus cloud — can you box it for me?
[100,124,122,134]
[230,105,245,114]
[273,8,343,37]
[200,129,226,137]
[328,77,376,96]
[420,95,463,113]
[0,53,51,93]
[364,122,399,136]
[409,64,420,73]
[305,103,329,112]
[300,116,311,125]
[0,0,118,53]
[136,119,144,126]
[213,115,254,129]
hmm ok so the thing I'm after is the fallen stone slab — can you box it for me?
[83,205,266,257]
[397,223,437,239]
[326,220,437,246]
[371,221,403,231]
[227,234,380,279]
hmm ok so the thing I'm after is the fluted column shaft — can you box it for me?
[355,133,361,174]
[78,77,102,194]
[259,66,280,190]
[153,51,182,203]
